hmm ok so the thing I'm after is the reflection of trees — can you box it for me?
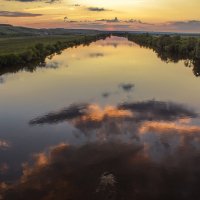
[184,59,200,77]
[114,33,200,77]
[156,52,200,77]
[192,59,200,77]
[157,53,200,77]
[0,34,110,76]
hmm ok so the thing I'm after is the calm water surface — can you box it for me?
[1,36,200,199]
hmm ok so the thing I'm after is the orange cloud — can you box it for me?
[139,121,200,134]
[81,104,133,122]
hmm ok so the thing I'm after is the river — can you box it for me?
[1,36,200,199]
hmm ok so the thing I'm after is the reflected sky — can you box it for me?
[1,36,200,199]
[29,101,200,161]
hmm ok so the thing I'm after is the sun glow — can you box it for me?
[1,0,200,31]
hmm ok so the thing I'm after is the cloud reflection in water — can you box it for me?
[3,139,200,199]
[2,100,200,199]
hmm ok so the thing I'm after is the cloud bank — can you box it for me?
[0,11,42,17]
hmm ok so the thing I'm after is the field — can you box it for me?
[0,35,85,55]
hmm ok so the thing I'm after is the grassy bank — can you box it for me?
[0,35,82,55]
[0,33,110,75]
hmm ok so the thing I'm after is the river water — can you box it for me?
[1,36,200,199]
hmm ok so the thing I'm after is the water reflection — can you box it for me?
[0,35,109,77]
[0,140,10,150]
[97,37,136,48]
[0,77,4,84]
[1,36,200,199]
[89,53,104,58]
[28,100,200,163]
[123,34,200,77]
[3,119,200,199]
[119,83,134,92]
[158,54,200,77]
[45,61,60,69]
[0,61,51,77]
[2,105,200,198]
[30,100,197,126]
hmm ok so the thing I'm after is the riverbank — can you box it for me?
[0,33,110,75]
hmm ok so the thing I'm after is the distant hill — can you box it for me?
[0,24,101,37]
[1,24,199,37]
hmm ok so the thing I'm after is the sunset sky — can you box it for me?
[1,0,200,32]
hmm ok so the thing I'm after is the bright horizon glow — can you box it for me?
[0,0,200,32]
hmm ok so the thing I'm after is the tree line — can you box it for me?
[0,34,110,76]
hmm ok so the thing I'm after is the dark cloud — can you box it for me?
[166,20,200,32]
[4,99,200,199]
[3,139,200,200]
[127,19,142,23]
[119,83,134,92]
[29,100,199,143]
[1,142,141,200]
[97,17,119,23]
[7,0,60,3]
[29,103,131,126]
[170,20,200,26]
[0,11,42,17]
[72,4,80,7]
[89,53,104,58]
[99,42,119,48]
[102,92,110,98]
[45,61,59,69]
[125,19,154,25]
[64,16,68,22]
[118,100,197,121]
[30,100,197,126]
[87,7,110,12]
[28,100,200,161]
[29,103,88,125]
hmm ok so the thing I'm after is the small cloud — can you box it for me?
[102,92,110,98]
[126,19,154,25]
[0,11,42,17]
[7,0,60,3]
[45,61,59,69]
[89,53,104,58]
[87,7,110,12]
[119,83,134,92]
[64,17,80,23]
[29,103,88,125]
[167,20,200,31]
[64,16,68,22]
[97,17,119,23]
